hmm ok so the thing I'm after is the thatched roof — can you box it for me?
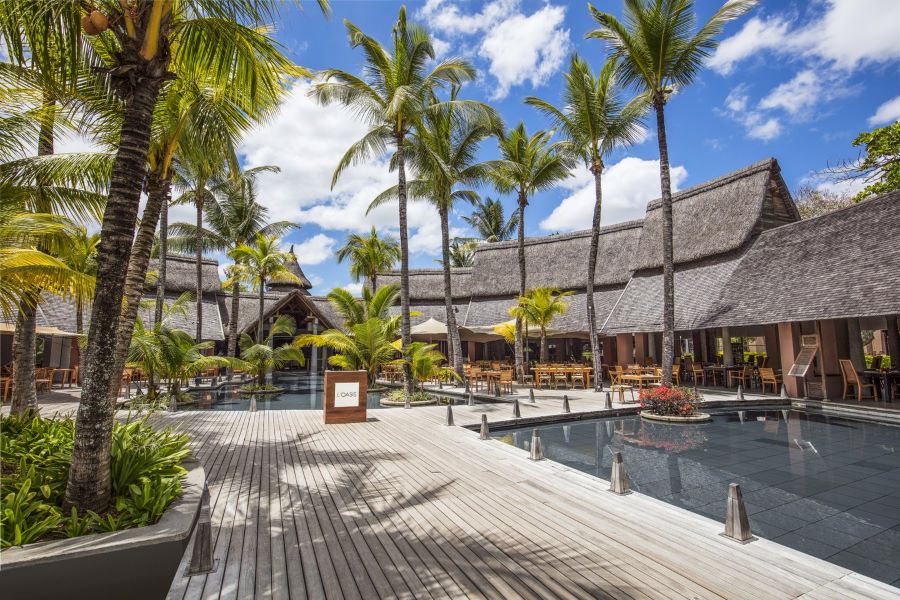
[601,251,748,334]
[0,293,80,335]
[148,254,222,294]
[268,245,312,293]
[631,158,798,271]
[138,294,225,341]
[465,221,643,298]
[703,191,900,327]
[377,268,473,301]
[388,301,469,327]
[229,289,339,335]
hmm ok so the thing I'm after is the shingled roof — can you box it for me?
[466,220,643,298]
[148,254,222,294]
[702,191,900,327]
[630,158,798,271]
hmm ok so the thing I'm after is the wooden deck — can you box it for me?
[162,403,898,600]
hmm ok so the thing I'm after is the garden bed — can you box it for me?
[640,411,711,423]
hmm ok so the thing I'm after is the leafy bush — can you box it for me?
[865,355,892,369]
[1,415,190,548]
[639,386,700,417]
[385,389,433,404]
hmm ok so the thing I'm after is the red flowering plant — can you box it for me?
[639,386,700,416]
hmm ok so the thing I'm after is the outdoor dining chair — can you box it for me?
[552,369,569,389]
[570,369,586,389]
[34,368,52,393]
[671,364,681,385]
[691,363,705,385]
[727,364,753,389]
[839,359,877,402]
[759,368,782,394]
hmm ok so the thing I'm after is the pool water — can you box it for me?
[182,372,385,411]
[494,407,900,586]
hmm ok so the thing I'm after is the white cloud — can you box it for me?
[720,85,782,141]
[868,95,900,126]
[746,118,782,142]
[306,273,324,288]
[342,282,364,295]
[237,81,447,257]
[539,157,688,232]
[758,69,853,118]
[289,233,337,266]
[418,0,571,100]
[711,1,900,74]
[800,170,867,197]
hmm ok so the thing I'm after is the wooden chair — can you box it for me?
[552,368,569,389]
[1,377,13,403]
[499,369,514,394]
[35,368,52,393]
[610,384,636,403]
[610,365,625,386]
[691,363,705,386]
[570,369,586,389]
[728,365,752,389]
[839,359,876,402]
[671,364,681,386]
[759,368,782,394]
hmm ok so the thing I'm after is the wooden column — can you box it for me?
[887,316,900,369]
[616,333,634,366]
[846,318,865,371]
[778,322,803,397]
[722,327,734,366]
[604,336,617,366]
[634,333,648,365]
[817,319,844,399]
[467,341,476,362]
[763,325,778,367]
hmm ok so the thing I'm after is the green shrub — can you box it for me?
[865,355,892,369]
[385,389,433,404]
[0,415,190,549]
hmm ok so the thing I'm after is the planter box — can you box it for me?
[0,460,205,600]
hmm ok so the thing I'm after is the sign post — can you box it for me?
[323,370,367,424]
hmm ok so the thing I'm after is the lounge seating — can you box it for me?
[839,359,876,402]
[759,368,782,394]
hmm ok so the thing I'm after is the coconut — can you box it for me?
[81,14,100,36]
[89,10,109,33]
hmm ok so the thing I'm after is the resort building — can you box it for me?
[378,158,900,402]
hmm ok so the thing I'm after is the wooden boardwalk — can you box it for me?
[162,404,898,600]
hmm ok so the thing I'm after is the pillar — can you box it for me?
[763,325,778,368]
[778,322,803,398]
[887,316,900,369]
[604,336,617,366]
[846,319,865,371]
[817,319,843,400]
[722,327,734,366]
[616,333,634,366]
[634,333,648,365]
[467,341,476,362]
[648,332,659,364]
[699,330,709,363]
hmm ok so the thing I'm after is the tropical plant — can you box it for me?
[526,55,647,390]
[235,315,305,388]
[830,121,900,201]
[296,317,399,386]
[443,238,477,268]
[587,0,756,385]
[168,165,295,375]
[509,287,573,363]
[126,292,192,402]
[371,88,499,376]
[60,226,100,334]
[336,227,401,294]
[312,6,475,393]
[230,233,301,343]
[396,341,458,389]
[462,197,518,243]
[489,123,573,381]
[326,284,402,328]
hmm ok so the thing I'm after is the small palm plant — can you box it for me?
[509,288,573,363]
[399,342,459,390]
[296,317,399,386]
[235,315,306,391]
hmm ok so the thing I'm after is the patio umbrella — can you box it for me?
[410,318,448,340]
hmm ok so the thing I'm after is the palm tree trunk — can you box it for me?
[540,326,548,364]
[65,72,166,513]
[370,274,377,295]
[12,96,54,415]
[587,161,604,391]
[107,173,167,404]
[257,279,265,344]
[514,194,527,382]
[76,296,83,335]
[227,280,240,380]
[439,206,463,378]
[195,183,205,343]
[396,136,414,394]
[655,97,675,387]
[154,191,168,323]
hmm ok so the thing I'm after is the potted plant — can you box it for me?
[638,386,711,423]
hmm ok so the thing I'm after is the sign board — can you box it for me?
[323,370,367,424]
[788,335,819,378]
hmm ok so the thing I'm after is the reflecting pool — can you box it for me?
[494,407,900,586]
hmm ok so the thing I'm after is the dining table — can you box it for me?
[620,373,660,391]
[531,366,592,389]
[863,369,898,403]
[52,368,75,388]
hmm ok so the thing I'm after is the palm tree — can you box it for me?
[230,234,301,344]
[443,238,476,267]
[297,317,400,386]
[2,0,327,513]
[370,89,499,377]
[168,165,295,376]
[400,342,458,390]
[61,226,101,334]
[312,6,475,393]
[509,287,573,363]
[526,55,647,390]
[335,227,401,294]
[462,197,518,242]
[489,123,573,382]
[236,315,305,388]
[326,284,402,328]
[587,0,756,385]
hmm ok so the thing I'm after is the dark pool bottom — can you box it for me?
[493,407,900,587]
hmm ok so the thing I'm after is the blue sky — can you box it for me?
[183,0,900,295]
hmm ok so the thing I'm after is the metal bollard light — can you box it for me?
[480,414,490,440]
[446,403,454,426]
[529,387,536,403]
[464,378,470,394]
[780,384,789,399]
[562,394,571,414]
[494,380,502,398]
[404,393,411,409]
[513,399,521,418]
[609,452,632,495]
[722,483,756,543]
[736,384,744,401]
[604,391,612,409]
[249,396,257,412]
[529,429,544,461]
[187,486,217,575]
[467,391,475,406]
